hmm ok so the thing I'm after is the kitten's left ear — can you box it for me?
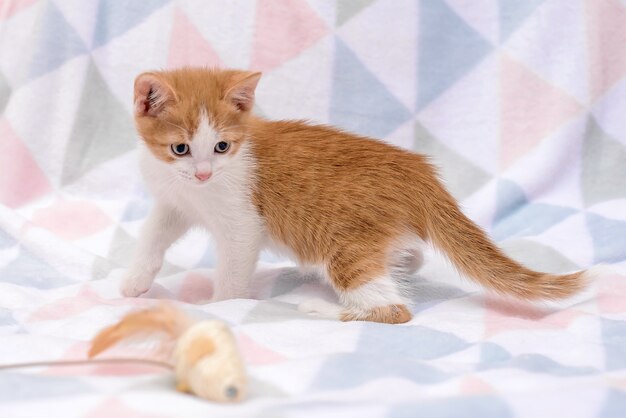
[225,72,262,112]
[134,72,177,117]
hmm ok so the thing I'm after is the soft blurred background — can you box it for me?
[0,1,625,417]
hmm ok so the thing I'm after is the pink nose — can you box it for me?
[195,171,211,181]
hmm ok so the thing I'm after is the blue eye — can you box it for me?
[171,143,189,156]
[214,141,230,153]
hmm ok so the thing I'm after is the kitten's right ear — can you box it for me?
[134,73,176,117]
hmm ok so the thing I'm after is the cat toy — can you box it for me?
[0,305,248,403]
[88,304,248,402]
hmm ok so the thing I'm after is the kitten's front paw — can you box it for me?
[119,271,154,297]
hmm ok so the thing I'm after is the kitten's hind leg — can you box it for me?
[391,247,424,277]
[298,279,412,324]
[300,250,413,324]
[336,275,412,324]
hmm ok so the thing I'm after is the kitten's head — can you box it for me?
[133,68,261,185]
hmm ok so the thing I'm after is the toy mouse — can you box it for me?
[89,304,247,403]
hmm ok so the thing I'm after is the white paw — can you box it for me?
[119,271,155,297]
[298,298,342,319]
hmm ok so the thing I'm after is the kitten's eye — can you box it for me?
[214,141,230,153]
[171,143,189,156]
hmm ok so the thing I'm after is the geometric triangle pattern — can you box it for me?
[582,117,626,207]
[250,0,328,72]
[0,2,625,417]
[61,61,135,185]
[499,0,545,42]
[331,37,412,138]
[418,0,492,110]
[413,122,491,200]
[0,71,10,114]
[26,0,87,82]
[335,0,376,26]
[91,0,169,49]
[167,7,222,69]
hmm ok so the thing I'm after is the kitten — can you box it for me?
[120,67,589,324]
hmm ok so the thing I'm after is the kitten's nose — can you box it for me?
[195,171,211,181]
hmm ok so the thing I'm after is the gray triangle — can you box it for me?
[336,0,377,26]
[91,255,114,281]
[106,227,136,267]
[61,61,135,185]
[582,117,626,207]
[413,121,491,200]
[0,72,10,115]
[243,300,307,324]
[500,239,579,273]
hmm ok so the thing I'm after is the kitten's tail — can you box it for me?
[422,195,588,300]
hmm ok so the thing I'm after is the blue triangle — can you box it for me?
[492,180,576,240]
[0,250,73,289]
[587,213,626,264]
[0,308,17,326]
[479,342,512,364]
[418,0,492,110]
[389,396,512,418]
[92,0,170,48]
[601,318,626,371]
[331,38,412,138]
[601,389,626,418]
[121,186,153,222]
[28,1,87,81]
[499,0,545,41]
[0,373,92,401]
[0,229,16,249]
[357,323,470,360]
[493,179,528,225]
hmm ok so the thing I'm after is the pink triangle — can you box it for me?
[500,54,583,170]
[0,118,52,208]
[40,342,164,376]
[587,0,626,101]
[483,296,583,338]
[167,7,222,69]
[177,272,214,303]
[30,199,112,241]
[459,375,494,395]
[237,334,286,365]
[87,398,169,418]
[250,0,328,71]
[597,273,626,314]
[28,284,146,322]
[0,0,37,19]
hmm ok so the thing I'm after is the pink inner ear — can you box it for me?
[134,75,171,117]
[227,72,261,112]
[232,90,253,112]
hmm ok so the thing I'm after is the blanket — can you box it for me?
[1,1,625,417]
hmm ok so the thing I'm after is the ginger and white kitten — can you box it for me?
[120,67,589,324]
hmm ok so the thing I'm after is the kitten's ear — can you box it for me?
[134,72,177,117]
[224,72,262,112]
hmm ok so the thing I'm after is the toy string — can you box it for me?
[0,358,174,371]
